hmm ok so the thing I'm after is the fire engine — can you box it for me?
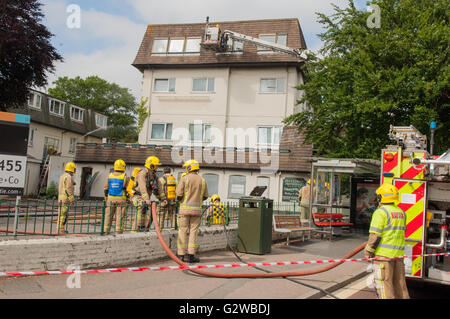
[381,125,449,284]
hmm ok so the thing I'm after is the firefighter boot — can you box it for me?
[187,254,200,263]
[176,254,185,262]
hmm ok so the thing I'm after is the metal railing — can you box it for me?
[0,199,303,239]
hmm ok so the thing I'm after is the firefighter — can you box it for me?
[298,179,312,221]
[57,162,76,234]
[175,159,209,263]
[364,183,410,299]
[131,156,163,232]
[206,194,227,226]
[103,159,130,234]
[157,167,178,229]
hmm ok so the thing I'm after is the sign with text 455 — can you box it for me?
[0,155,27,196]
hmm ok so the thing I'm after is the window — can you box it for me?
[69,137,77,154]
[28,92,42,110]
[28,128,35,147]
[95,113,107,128]
[168,38,185,54]
[257,176,270,198]
[43,136,60,158]
[260,78,286,93]
[152,37,201,56]
[151,123,172,140]
[70,106,84,122]
[258,33,288,51]
[226,38,243,52]
[154,78,176,92]
[185,38,201,54]
[258,126,282,146]
[203,174,219,197]
[228,175,246,199]
[49,99,65,116]
[189,123,211,143]
[192,78,215,92]
[152,38,169,54]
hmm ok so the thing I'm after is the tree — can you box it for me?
[285,0,449,159]
[0,0,62,111]
[48,76,139,142]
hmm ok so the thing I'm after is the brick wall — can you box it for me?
[0,225,302,272]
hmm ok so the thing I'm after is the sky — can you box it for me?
[39,0,369,101]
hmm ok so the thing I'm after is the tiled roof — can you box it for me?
[75,126,312,173]
[133,18,307,70]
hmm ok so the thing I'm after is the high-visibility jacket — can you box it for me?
[58,172,74,201]
[368,204,406,257]
[177,173,208,215]
[107,172,127,199]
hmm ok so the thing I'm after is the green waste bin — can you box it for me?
[236,197,273,255]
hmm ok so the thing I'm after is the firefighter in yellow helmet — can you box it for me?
[131,156,164,232]
[157,167,178,230]
[206,194,228,226]
[365,183,410,299]
[103,159,130,234]
[57,162,76,234]
[175,159,208,263]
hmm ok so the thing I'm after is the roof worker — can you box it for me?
[206,194,228,226]
[175,159,209,263]
[298,179,312,222]
[157,167,178,230]
[364,183,410,299]
[57,162,76,234]
[103,159,130,235]
[131,156,163,232]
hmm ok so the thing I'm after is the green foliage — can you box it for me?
[42,181,58,200]
[48,76,139,142]
[137,97,150,133]
[285,0,449,159]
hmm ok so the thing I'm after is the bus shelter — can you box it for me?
[308,158,380,239]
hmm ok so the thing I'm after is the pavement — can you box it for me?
[0,232,376,300]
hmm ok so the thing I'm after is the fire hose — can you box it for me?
[151,204,367,280]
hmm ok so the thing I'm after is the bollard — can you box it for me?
[13,196,21,237]
[100,200,106,236]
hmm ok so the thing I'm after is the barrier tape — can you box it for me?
[1,252,448,278]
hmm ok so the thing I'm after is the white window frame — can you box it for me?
[258,33,288,52]
[28,92,42,110]
[257,126,282,146]
[259,78,286,94]
[203,173,219,197]
[70,105,84,122]
[69,137,77,154]
[189,123,212,143]
[28,128,35,147]
[154,78,176,93]
[95,113,108,128]
[150,123,173,140]
[152,38,169,54]
[48,99,65,117]
[192,77,215,93]
[43,136,60,156]
[168,38,185,54]
[185,37,202,54]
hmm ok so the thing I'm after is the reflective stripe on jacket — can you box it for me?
[369,204,406,257]
[178,173,207,215]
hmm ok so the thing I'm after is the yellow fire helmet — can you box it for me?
[376,183,399,204]
[211,194,221,202]
[114,159,126,172]
[183,159,200,172]
[65,162,77,174]
[145,156,161,170]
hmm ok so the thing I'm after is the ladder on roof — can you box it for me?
[37,153,50,195]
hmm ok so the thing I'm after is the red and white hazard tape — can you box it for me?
[1,252,448,278]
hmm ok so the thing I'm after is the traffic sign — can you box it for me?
[0,112,30,196]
